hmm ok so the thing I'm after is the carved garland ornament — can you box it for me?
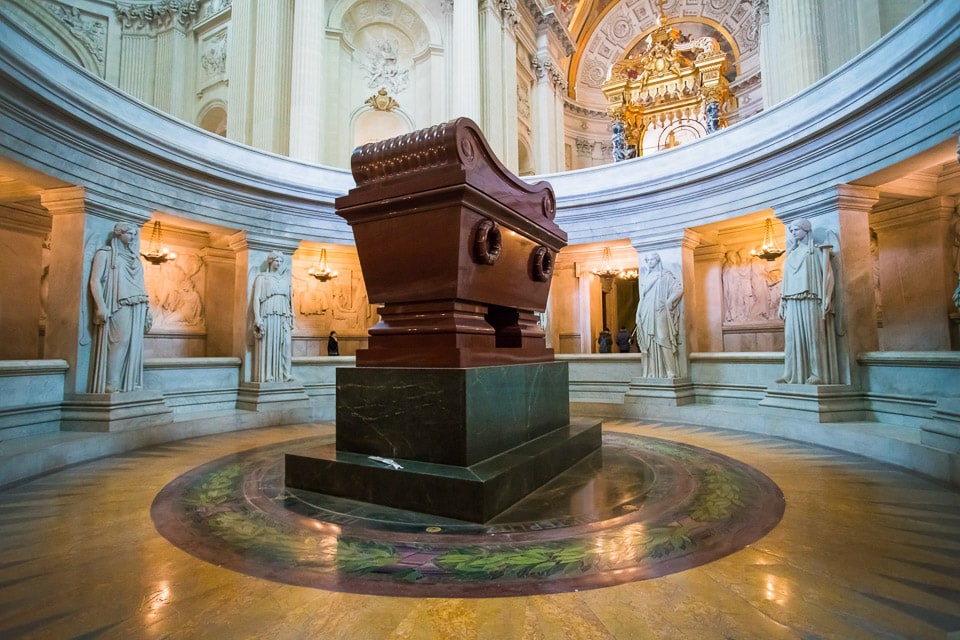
[115,1,201,29]
[44,2,106,71]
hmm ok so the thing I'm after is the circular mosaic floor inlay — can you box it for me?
[152,431,785,597]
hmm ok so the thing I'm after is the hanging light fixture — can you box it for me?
[750,218,785,261]
[618,267,639,280]
[592,247,623,279]
[308,248,339,282]
[140,220,177,265]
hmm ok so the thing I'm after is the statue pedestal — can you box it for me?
[236,381,309,412]
[61,390,173,432]
[759,384,863,422]
[921,398,960,452]
[624,377,695,417]
[286,362,602,522]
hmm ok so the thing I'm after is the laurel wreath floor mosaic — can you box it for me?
[152,431,786,597]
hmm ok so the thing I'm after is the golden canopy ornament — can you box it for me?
[601,3,734,159]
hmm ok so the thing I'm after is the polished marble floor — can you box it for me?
[1,419,959,639]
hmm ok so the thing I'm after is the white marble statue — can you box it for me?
[88,222,152,393]
[776,219,839,385]
[635,253,684,378]
[251,252,294,383]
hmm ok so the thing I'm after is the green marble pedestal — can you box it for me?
[285,362,603,522]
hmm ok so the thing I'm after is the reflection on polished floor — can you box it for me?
[1,419,959,639]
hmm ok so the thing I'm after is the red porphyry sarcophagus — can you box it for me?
[335,118,566,368]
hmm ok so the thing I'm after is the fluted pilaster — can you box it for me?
[450,1,481,122]
[767,0,825,105]
[251,0,294,154]
[289,0,325,163]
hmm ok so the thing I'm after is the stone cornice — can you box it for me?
[43,1,106,74]
[563,99,606,119]
[520,0,575,56]
[0,17,353,244]
[530,54,568,92]
[115,1,201,30]
[0,203,51,237]
[870,195,957,232]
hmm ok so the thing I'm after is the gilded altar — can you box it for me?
[601,18,734,158]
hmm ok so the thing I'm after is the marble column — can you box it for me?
[226,0,254,144]
[477,0,520,169]
[229,232,309,411]
[871,196,957,350]
[576,262,593,354]
[546,255,582,354]
[0,205,49,359]
[450,0,482,122]
[154,25,188,120]
[529,30,565,174]
[251,0,294,154]
[39,187,172,431]
[766,0,825,105]
[288,0,325,163]
[116,32,155,104]
[693,243,725,352]
[199,245,237,358]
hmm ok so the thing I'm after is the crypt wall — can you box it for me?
[0,2,958,485]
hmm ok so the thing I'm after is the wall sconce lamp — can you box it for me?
[750,218,785,261]
[308,248,339,282]
[592,246,639,280]
[592,247,623,279]
[140,220,177,265]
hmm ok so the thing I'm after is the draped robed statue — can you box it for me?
[89,222,152,393]
[635,253,683,378]
[776,219,839,385]
[251,252,295,383]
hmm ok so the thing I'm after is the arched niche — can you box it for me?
[325,0,443,165]
[3,0,106,78]
[198,102,227,137]
[351,107,413,148]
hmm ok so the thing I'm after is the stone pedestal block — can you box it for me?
[286,418,601,523]
[286,362,601,522]
[624,377,696,416]
[236,381,310,412]
[921,398,960,452]
[335,362,570,466]
[60,390,173,432]
[759,384,864,422]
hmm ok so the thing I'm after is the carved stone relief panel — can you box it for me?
[291,251,376,337]
[43,1,107,76]
[720,247,783,325]
[360,30,411,94]
[198,28,228,88]
[143,251,207,333]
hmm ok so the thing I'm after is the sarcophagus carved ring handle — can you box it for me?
[530,245,553,282]
[472,218,502,266]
